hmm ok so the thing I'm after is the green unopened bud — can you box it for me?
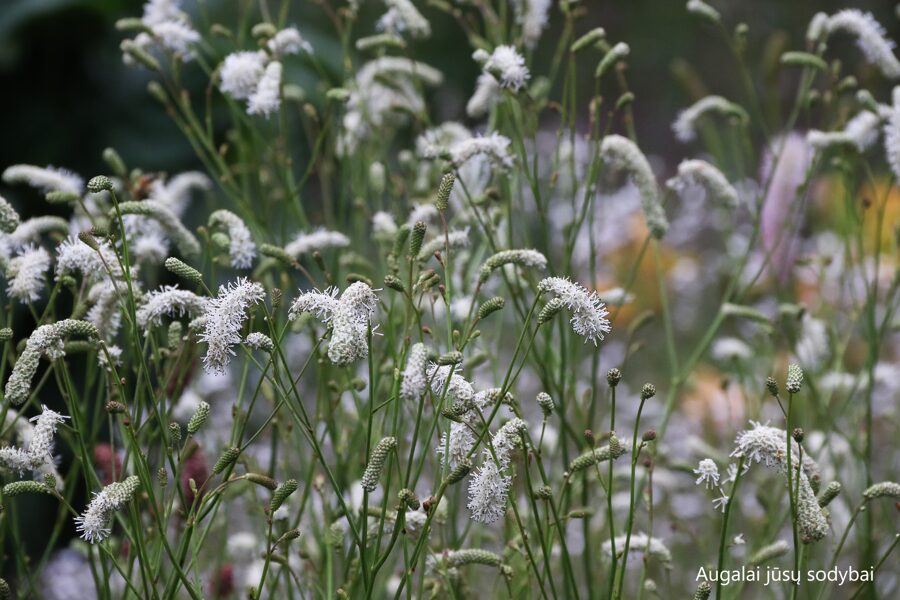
[383,275,406,293]
[640,383,656,401]
[567,438,627,475]
[122,39,161,71]
[748,540,790,565]
[362,437,397,492]
[536,392,554,417]
[571,27,605,53]
[446,459,472,484]
[275,528,302,546]
[78,230,101,252]
[687,0,720,24]
[157,467,168,487]
[398,488,420,510]
[436,351,463,366]
[45,191,80,205]
[270,479,299,513]
[213,447,241,474]
[392,224,411,258]
[3,480,52,497]
[408,221,427,259]
[786,363,803,394]
[534,485,552,500]
[766,376,779,397]
[102,148,128,178]
[246,473,278,490]
[434,172,455,211]
[607,368,622,387]
[0,196,20,234]
[780,51,828,71]
[356,33,406,52]
[538,298,563,324]
[167,321,183,349]
[595,42,629,79]
[445,549,503,568]
[818,481,841,507]
[251,22,277,38]
[0,577,10,600]
[0,328,12,341]
[693,581,712,600]
[169,422,182,444]
[165,257,203,285]
[863,481,900,501]
[106,401,126,414]
[477,297,505,320]
[187,401,210,435]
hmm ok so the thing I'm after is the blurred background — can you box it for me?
[0,0,898,588]
[1,0,897,186]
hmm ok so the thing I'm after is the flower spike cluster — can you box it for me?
[538,277,611,345]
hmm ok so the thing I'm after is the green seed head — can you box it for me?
[361,437,397,492]
[187,401,210,435]
[213,446,241,474]
[408,221,427,259]
[87,175,114,194]
[477,297,505,320]
[434,172,455,211]
[270,479,299,513]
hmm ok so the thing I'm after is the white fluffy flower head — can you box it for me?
[538,277,611,345]
[200,278,266,374]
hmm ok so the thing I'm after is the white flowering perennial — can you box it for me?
[600,135,668,238]
[208,210,256,269]
[6,246,50,303]
[55,236,123,282]
[731,422,829,543]
[4,320,98,406]
[284,228,351,258]
[538,277,611,345]
[219,51,268,100]
[479,248,548,282]
[883,87,900,180]
[807,110,882,152]
[466,73,500,119]
[449,133,515,170]
[75,476,140,543]
[338,58,443,154]
[400,342,429,401]
[601,533,672,564]
[466,418,528,524]
[693,458,720,489]
[136,285,210,329]
[666,159,739,208]
[825,10,900,80]
[2,164,83,195]
[247,61,283,118]
[244,332,273,351]
[672,96,749,143]
[0,406,68,475]
[199,278,266,374]
[382,0,431,39]
[290,282,378,365]
[122,0,200,65]
[267,27,313,57]
[517,0,552,49]
[427,363,476,406]
[479,45,530,92]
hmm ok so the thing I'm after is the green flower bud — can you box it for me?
[361,437,397,492]
[477,297,505,320]
[187,401,210,435]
